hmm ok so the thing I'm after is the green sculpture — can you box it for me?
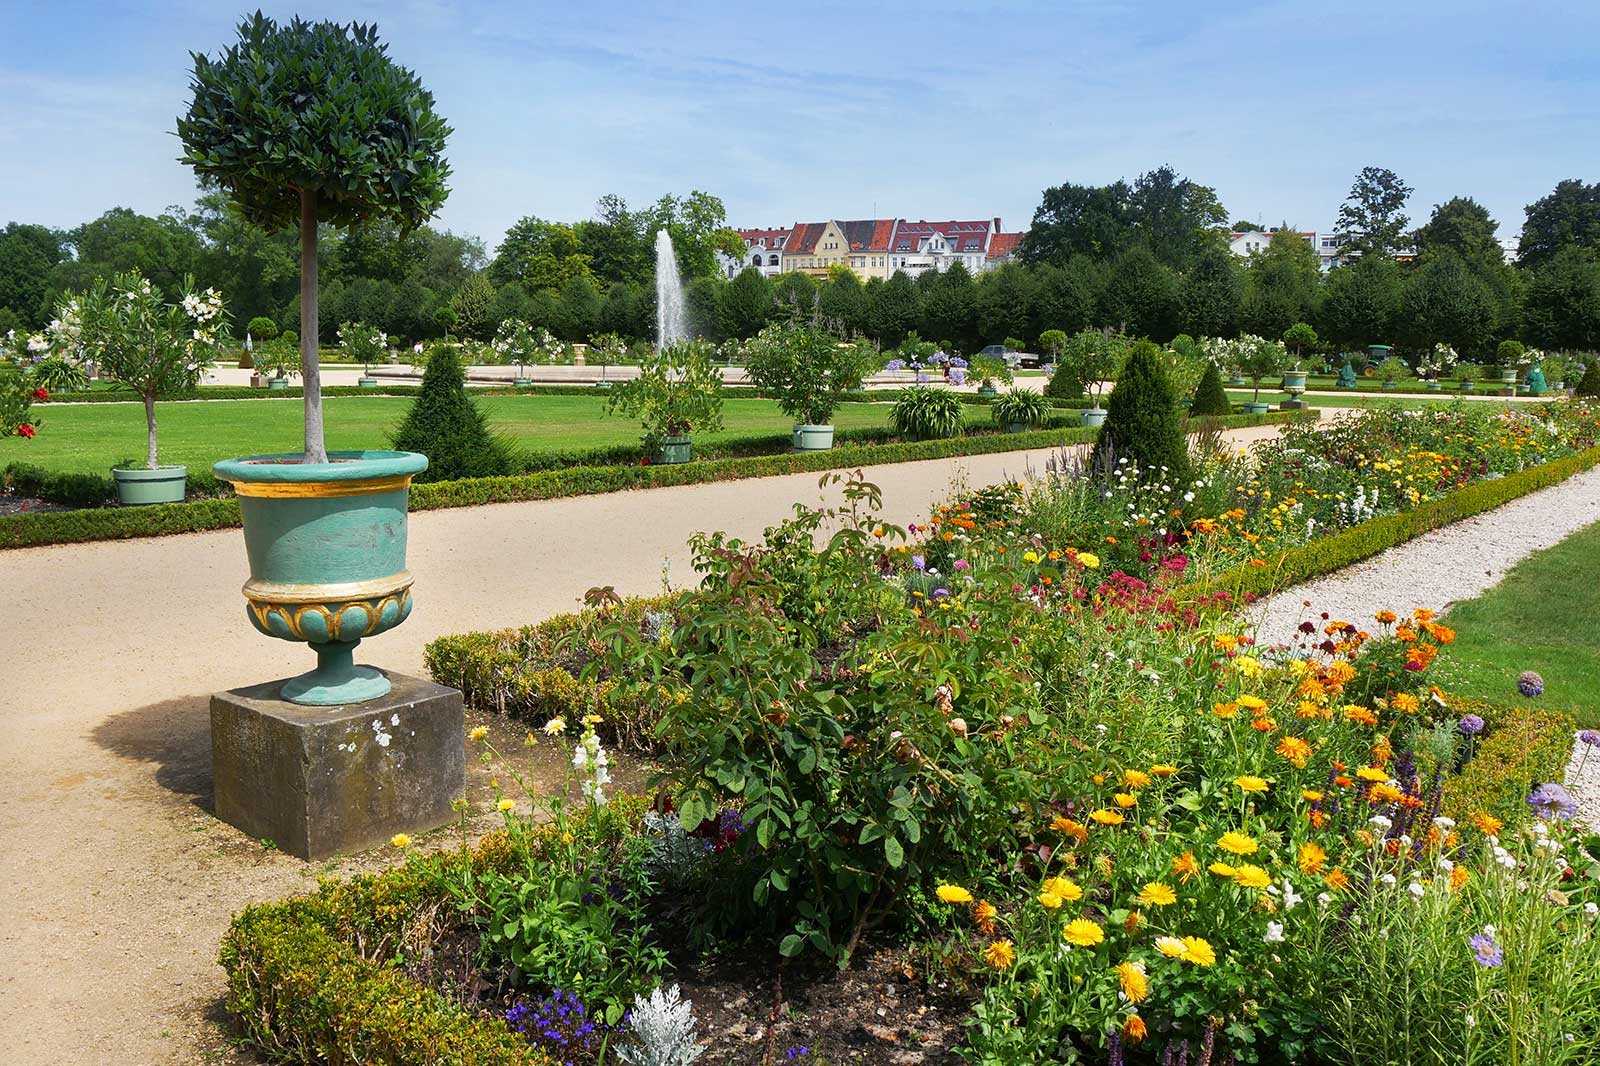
[1337,361,1358,388]
[1525,366,1546,395]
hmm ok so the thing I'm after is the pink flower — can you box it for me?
[953,559,970,571]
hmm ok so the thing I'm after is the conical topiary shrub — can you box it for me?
[1190,360,1232,416]
[1090,339,1189,483]
[1576,357,1600,398]
[390,345,513,482]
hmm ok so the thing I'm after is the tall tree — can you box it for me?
[1019,180,1133,264]
[490,216,593,290]
[1399,251,1498,355]
[1413,197,1503,271]
[449,272,496,338]
[920,263,978,349]
[552,275,602,341]
[1099,244,1180,340]
[1242,228,1322,337]
[974,262,1038,345]
[577,193,649,284]
[818,266,869,335]
[1518,179,1600,271]
[1179,238,1244,338]
[720,267,772,339]
[686,276,724,341]
[1030,257,1105,338]
[869,270,920,347]
[1522,246,1600,350]
[0,222,68,326]
[1129,164,1228,270]
[1334,167,1413,257]
[1317,255,1403,347]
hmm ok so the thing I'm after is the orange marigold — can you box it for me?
[1449,865,1470,892]
[1298,841,1328,874]
[1172,850,1201,882]
[1472,811,1504,837]
[1124,1014,1148,1042]
[1276,736,1313,768]
[1392,693,1420,714]
[1325,868,1352,892]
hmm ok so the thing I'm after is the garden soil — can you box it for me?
[0,424,1294,1065]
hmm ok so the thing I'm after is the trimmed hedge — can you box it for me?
[0,410,1313,549]
[3,462,231,506]
[1440,695,1576,828]
[1197,444,1600,602]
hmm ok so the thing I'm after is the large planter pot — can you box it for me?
[1460,380,1475,392]
[358,376,379,388]
[1241,401,1271,414]
[1281,371,1308,390]
[792,424,834,451]
[977,384,998,397]
[250,374,262,388]
[1079,407,1107,428]
[1006,421,1030,434]
[1382,381,1398,390]
[268,377,289,391]
[655,435,692,465]
[1553,380,1566,391]
[1427,381,1442,391]
[1228,375,1247,386]
[513,376,533,387]
[1500,369,1518,385]
[212,450,429,706]
[112,465,187,506]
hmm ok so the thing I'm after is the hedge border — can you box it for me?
[0,410,1312,550]
[1195,443,1600,602]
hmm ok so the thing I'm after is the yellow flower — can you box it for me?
[1298,841,1328,874]
[973,900,997,933]
[1231,864,1271,889]
[390,833,411,848]
[1041,876,1083,902]
[1217,831,1259,856]
[543,717,567,736]
[1233,775,1269,794]
[984,939,1016,970]
[1180,936,1217,966]
[1023,550,1043,564]
[1171,851,1201,882]
[1155,936,1187,958]
[1234,656,1263,678]
[1121,769,1152,788]
[1063,918,1105,947]
[1236,694,1268,712]
[1116,961,1149,1004]
[1076,552,1101,569]
[1212,701,1240,720]
[936,884,973,905]
[1090,809,1125,827]
[1301,789,1324,803]
[1356,766,1389,783]
[1114,792,1138,808]
[1208,861,1237,878]
[1038,891,1064,909]
[582,713,603,726]
[1137,882,1178,907]
[496,798,515,812]
[1150,764,1179,776]
[468,725,490,741]
[1276,736,1313,767]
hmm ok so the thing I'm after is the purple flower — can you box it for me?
[1458,714,1485,736]
[1528,782,1578,822]
[949,356,968,368]
[786,1048,810,1061]
[1579,729,1600,749]
[912,554,926,571]
[1469,929,1503,968]
[932,588,950,598]
[883,359,906,372]
[949,368,966,386]
[1518,670,1545,697]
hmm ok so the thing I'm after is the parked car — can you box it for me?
[978,342,1044,369]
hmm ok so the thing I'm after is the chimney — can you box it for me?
[993,217,1002,232]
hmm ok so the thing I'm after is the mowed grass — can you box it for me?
[4,393,914,475]
[1224,389,1535,410]
[1432,519,1600,728]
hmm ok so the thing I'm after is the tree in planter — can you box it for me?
[338,320,387,375]
[969,352,1013,392]
[587,332,626,382]
[1089,339,1188,482]
[1377,355,1409,386]
[1238,334,1288,405]
[246,316,278,342]
[1282,321,1318,367]
[66,270,228,470]
[179,12,451,464]
[1189,359,1232,416]
[606,339,724,457]
[489,318,539,378]
[1418,343,1458,383]
[1062,329,1126,412]
[389,346,512,482]
[1038,329,1068,370]
[742,319,875,431]
[256,335,302,383]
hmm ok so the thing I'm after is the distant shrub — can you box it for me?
[1090,339,1188,482]
[389,346,513,482]
[1190,359,1232,416]
[890,386,965,440]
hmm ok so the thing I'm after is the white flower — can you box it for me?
[1370,815,1393,830]
[1316,892,1332,906]
[1281,878,1303,911]
[1465,1014,1475,1028]
[1585,902,1598,918]
[376,732,392,747]
[1264,921,1285,943]
[1407,881,1425,899]
[1380,873,1397,885]
[1433,816,1456,829]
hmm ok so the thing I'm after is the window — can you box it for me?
[752,254,762,266]
[768,254,779,266]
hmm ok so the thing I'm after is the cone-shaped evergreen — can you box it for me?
[391,346,513,482]
[1090,339,1189,483]
[1577,357,1600,398]
[1190,360,1232,416]
[1045,365,1084,400]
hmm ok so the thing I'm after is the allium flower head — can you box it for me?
[1518,671,1545,698]
[1528,782,1577,822]
[1457,714,1485,736]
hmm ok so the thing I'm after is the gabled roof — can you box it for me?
[892,219,994,253]
[987,232,1023,259]
[783,222,829,256]
[738,227,790,245]
[837,219,896,253]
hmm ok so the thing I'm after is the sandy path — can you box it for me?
[0,426,1293,1065]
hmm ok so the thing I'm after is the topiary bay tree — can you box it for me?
[178,12,451,463]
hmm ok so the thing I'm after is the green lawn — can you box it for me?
[1224,389,1527,410]
[6,394,913,475]
[1433,520,1600,728]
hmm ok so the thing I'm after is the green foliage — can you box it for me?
[245,315,278,340]
[0,363,42,438]
[741,318,875,426]
[1319,255,1403,348]
[1282,321,1318,356]
[890,386,966,440]
[990,387,1051,429]
[1496,339,1526,366]
[28,355,87,394]
[337,320,386,369]
[1578,357,1600,398]
[968,352,1013,389]
[389,345,513,481]
[1190,358,1232,415]
[1243,228,1322,336]
[606,339,724,449]
[1440,697,1576,825]
[1518,178,1600,270]
[1335,165,1414,257]
[178,13,452,234]
[720,266,772,339]
[1090,339,1189,481]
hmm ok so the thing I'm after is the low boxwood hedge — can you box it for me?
[1196,444,1600,602]
[0,410,1312,549]
[1440,695,1577,827]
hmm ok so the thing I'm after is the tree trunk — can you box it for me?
[144,393,159,470]
[300,187,328,463]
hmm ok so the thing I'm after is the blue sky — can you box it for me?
[2,1,1597,252]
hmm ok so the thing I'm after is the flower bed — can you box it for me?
[231,470,1594,1066]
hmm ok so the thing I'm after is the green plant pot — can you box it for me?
[1006,421,1029,434]
[212,450,429,706]
[358,376,379,388]
[655,435,692,465]
[1460,381,1475,392]
[1079,408,1107,428]
[1382,381,1398,390]
[1500,370,1518,385]
[1553,380,1566,391]
[268,377,290,391]
[977,385,998,397]
[1427,381,1442,391]
[592,380,613,389]
[1281,371,1308,390]
[792,424,834,451]
[1228,375,1247,386]
[513,377,533,387]
[1242,401,1271,414]
[112,465,187,506]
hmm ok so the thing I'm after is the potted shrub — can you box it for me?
[890,385,965,440]
[1281,322,1316,390]
[1377,355,1408,390]
[490,318,539,386]
[587,332,625,387]
[181,13,448,704]
[1038,329,1067,373]
[1419,343,1456,391]
[257,336,301,390]
[340,320,386,387]
[1496,340,1525,388]
[1239,334,1287,414]
[63,271,226,505]
[607,339,724,463]
[1456,362,1476,392]
[1202,335,1247,386]
[990,387,1050,433]
[1064,329,1125,427]
[971,352,1013,397]
[744,318,874,451]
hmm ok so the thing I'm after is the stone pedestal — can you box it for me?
[211,672,464,860]
[1279,398,1309,410]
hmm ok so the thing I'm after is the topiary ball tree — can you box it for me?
[246,316,278,341]
[178,13,451,463]
[1090,339,1189,484]
[389,346,511,482]
[1190,360,1232,416]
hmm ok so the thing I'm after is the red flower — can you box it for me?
[32,388,48,400]
[17,423,36,438]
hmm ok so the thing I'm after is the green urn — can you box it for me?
[213,450,428,705]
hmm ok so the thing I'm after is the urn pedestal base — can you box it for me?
[211,672,464,860]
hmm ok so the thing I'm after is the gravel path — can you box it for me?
[1252,464,1600,824]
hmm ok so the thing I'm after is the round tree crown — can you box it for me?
[177,13,451,232]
